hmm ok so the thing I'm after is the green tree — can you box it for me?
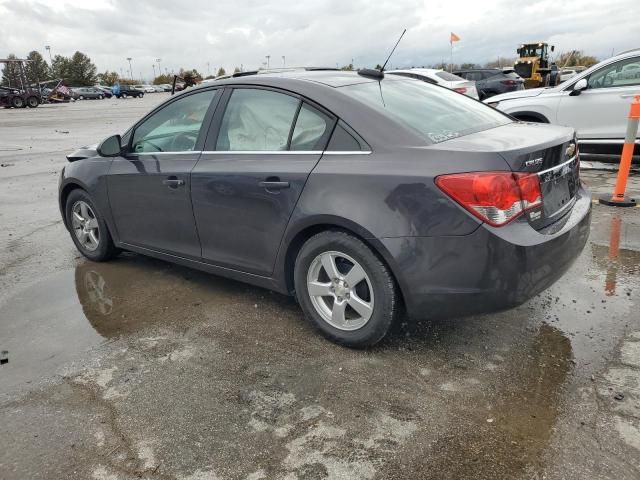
[340,64,354,71]
[153,73,173,85]
[459,62,478,70]
[484,57,517,68]
[51,54,71,80]
[216,67,226,77]
[1,53,22,87]
[375,64,383,70]
[96,70,119,86]
[233,66,241,74]
[66,51,97,86]
[25,50,50,84]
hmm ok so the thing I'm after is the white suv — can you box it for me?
[485,49,640,159]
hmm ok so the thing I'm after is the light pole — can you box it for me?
[155,58,162,77]
[152,64,156,79]
[207,62,211,76]
[45,45,53,65]
[126,57,133,81]
[266,55,270,69]
[282,56,285,68]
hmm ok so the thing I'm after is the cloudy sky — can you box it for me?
[0,0,637,79]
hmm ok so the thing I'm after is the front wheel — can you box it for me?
[65,189,118,262]
[26,96,39,108]
[294,231,397,347]
[11,96,24,108]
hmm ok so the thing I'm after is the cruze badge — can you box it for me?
[525,157,543,167]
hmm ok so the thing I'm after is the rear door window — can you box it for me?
[216,89,299,151]
[290,104,334,151]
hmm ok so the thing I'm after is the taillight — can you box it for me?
[500,79,518,86]
[435,171,542,227]
[453,87,467,94]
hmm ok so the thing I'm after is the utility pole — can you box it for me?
[152,64,156,79]
[282,56,285,68]
[156,58,162,77]
[126,57,133,81]
[207,62,211,76]
[45,45,53,65]
[266,55,270,69]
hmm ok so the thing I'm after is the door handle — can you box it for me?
[162,177,185,188]
[258,178,290,191]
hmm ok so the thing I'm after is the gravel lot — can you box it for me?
[1,96,640,479]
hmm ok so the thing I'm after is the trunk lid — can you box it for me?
[430,122,579,230]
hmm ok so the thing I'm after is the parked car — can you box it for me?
[152,85,165,92]
[133,84,156,93]
[112,84,144,98]
[59,69,590,346]
[485,48,640,161]
[71,87,106,100]
[94,86,113,98]
[387,68,479,99]
[453,68,524,100]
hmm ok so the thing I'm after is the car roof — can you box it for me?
[187,70,426,149]
[386,68,441,75]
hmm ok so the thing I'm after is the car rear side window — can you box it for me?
[131,89,217,153]
[435,71,465,81]
[290,104,334,151]
[327,123,362,151]
[216,89,299,151]
[340,79,511,144]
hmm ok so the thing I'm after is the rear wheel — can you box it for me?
[122,93,128,98]
[294,231,397,347]
[65,189,118,262]
[79,95,85,100]
[26,96,39,108]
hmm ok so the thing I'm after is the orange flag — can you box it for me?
[450,32,461,43]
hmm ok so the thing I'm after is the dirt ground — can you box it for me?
[1,96,640,479]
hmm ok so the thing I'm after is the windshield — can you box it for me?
[435,71,464,82]
[340,78,511,143]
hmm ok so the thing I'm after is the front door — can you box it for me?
[107,88,219,258]
[191,87,335,275]
[558,56,640,140]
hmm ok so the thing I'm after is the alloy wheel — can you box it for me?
[306,251,374,331]
[71,200,100,251]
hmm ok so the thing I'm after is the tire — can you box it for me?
[79,95,84,100]
[122,93,127,98]
[294,230,397,347]
[11,96,24,108]
[139,93,144,98]
[65,189,118,262]
[26,96,39,108]
[99,95,104,100]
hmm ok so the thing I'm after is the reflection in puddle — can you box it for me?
[591,214,640,297]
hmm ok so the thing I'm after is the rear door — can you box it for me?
[191,87,335,275]
[107,88,220,258]
[557,55,640,139]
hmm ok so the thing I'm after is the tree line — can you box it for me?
[2,48,601,89]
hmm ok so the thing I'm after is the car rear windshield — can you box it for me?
[435,71,465,81]
[340,79,511,143]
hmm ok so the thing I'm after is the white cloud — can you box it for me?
[0,0,637,80]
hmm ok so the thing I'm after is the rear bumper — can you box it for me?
[381,185,592,319]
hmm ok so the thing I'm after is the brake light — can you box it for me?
[453,87,467,94]
[435,172,542,227]
[501,79,518,86]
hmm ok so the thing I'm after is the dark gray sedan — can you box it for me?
[59,70,591,346]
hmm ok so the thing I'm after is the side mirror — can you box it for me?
[570,78,588,96]
[97,134,123,157]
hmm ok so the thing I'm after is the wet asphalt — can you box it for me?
[1,96,639,480]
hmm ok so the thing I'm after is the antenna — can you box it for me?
[381,29,406,71]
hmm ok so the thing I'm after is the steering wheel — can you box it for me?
[169,132,197,152]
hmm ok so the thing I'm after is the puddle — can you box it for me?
[0,254,279,392]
